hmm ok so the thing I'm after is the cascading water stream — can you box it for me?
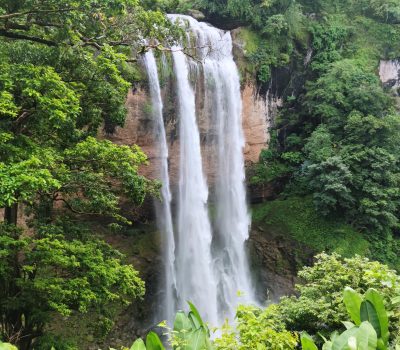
[202,28,255,318]
[170,15,256,320]
[170,43,220,326]
[143,15,256,326]
[142,51,177,323]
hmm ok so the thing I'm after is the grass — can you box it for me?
[252,196,370,258]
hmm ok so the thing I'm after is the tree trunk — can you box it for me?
[4,203,18,225]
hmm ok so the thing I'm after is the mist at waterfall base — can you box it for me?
[143,15,257,327]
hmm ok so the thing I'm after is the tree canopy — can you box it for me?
[0,0,176,347]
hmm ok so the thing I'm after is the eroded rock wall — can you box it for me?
[379,59,400,109]
[379,59,400,91]
[105,81,274,189]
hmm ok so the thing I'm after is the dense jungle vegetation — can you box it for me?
[1,0,400,349]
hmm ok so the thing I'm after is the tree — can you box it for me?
[0,0,175,347]
[0,0,175,50]
[0,223,145,349]
[305,59,393,134]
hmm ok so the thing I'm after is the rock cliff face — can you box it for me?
[379,59,400,109]
[379,59,400,92]
[105,80,274,190]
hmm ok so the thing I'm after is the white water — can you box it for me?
[142,51,177,322]
[201,26,255,318]
[143,15,256,325]
[171,45,219,325]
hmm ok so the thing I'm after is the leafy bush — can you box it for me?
[278,253,400,337]
[301,287,391,350]
[131,303,213,350]
[214,304,298,350]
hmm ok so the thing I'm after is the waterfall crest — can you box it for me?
[143,15,256,326]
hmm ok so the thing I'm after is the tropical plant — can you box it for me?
[278,253,400,337]
[301,287,390,350]
[214,304,298,350]
[130,332,165,350]
[0,342,17,350]
[130,302,213,350]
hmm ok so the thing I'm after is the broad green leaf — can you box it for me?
[174,311,192,332]
[146,332,165,350]
[332,327,359,350]
[365,289,389,345]
[343,287,363,325]
[347,335,357,350]
[391,296,400,305]
[130,338,146,350]
[188,312,202,330]
[376,338,386,350]
[301,333,318,350]
[322,341,333,350]
[360,301,381,338]
[356,321,378,350]
[0,342,18,350]
[188,328,207,350]
[188,302,205,328]
[342,321,356,330]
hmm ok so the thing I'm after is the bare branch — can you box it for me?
[0,29,57,46]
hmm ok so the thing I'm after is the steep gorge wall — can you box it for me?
[105,82,273,186]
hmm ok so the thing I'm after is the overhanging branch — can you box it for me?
[0,29,57,46]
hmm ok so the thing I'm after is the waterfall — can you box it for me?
[143,15,256,326]
[202,27,255,318]
[142,51,176,322]
[171,45,219,326]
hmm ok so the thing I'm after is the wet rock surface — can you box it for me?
[249,227,314,302]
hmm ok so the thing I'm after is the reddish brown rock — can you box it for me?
[103,82,273,190]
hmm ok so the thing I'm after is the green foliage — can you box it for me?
[215,255,399,350]
[0,342,18,350]
[197,0,306,82]
[252,197,369,258]
[277,253,400,338]
[32,334,78,350]
[169,302,213,350]
[0,0,176,50]
[302,322,379,350]
[301,287,391,350]
[214,304,298,350]
[305,59,393,131]
[294,58,400,232]
[0,222,145,347]
[306,156,354,215]
[309,19,349,73]
[145,0,194,13]
[0,0,176,348]
[236,0,400,244]
[130,303,213,350]
[250,135,298,185]
[300,333,318,350]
